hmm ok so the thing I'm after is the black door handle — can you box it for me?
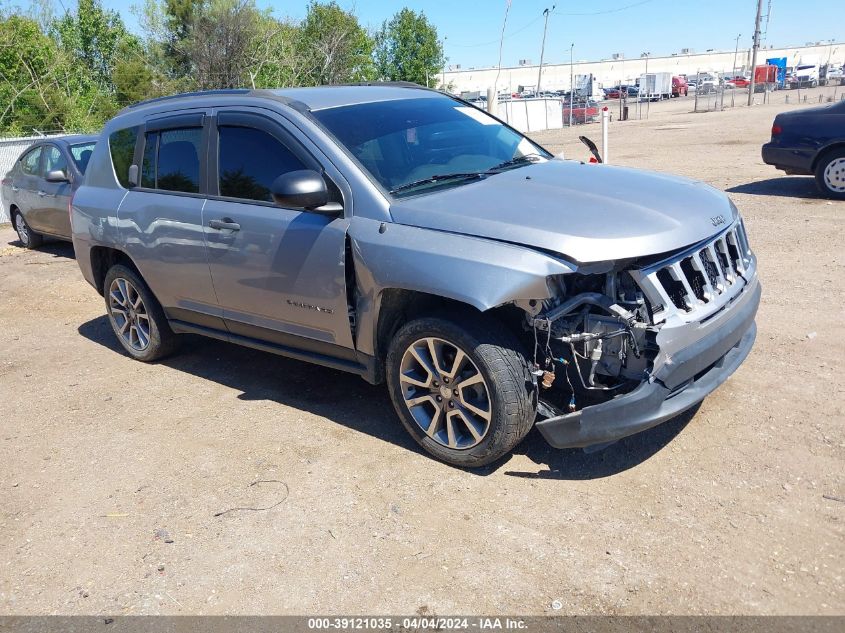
[208,218,240,231]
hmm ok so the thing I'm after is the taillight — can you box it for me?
[771,124,782,136]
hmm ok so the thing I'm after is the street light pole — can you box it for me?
[536,6,554,94]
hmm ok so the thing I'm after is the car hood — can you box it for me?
[388,160,735,264]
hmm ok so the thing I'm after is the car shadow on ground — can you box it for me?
[501,406,697,480]
[727,177,820,198]
[6,238,76,259]
[78,314,695,479]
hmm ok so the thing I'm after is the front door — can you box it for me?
[202,109,354,355]
[33,144,73,238]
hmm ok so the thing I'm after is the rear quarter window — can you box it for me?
[109,127,139,188]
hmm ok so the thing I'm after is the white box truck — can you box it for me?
[638,72,672,100]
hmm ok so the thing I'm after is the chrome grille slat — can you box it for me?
[727,229,746,274]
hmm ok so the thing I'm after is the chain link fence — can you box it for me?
[0,132,67,223]
[693,77,845,113]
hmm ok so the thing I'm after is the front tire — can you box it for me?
[103,264,179,362]
[386,311,536,468]
[814,148,845,200]
[13,210,43,249]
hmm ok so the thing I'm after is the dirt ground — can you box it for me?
[1,89,843,616]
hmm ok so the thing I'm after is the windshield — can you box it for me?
[311,97,549,195]
[69,141,96,173]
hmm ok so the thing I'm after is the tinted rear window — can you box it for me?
[21,147,42,176]
[70,142,96,173]
[141,128,202,193]
[109,127,138,188]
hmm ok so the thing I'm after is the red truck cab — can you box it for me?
[671,76,688,97]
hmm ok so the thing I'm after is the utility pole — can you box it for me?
[748,0,764,105]
[732,33,741,80]
[569,43,574,127]
[536,6,554,94]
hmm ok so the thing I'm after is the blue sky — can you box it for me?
[94,0,841,68]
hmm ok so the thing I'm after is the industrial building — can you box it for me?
[442,41,844,94]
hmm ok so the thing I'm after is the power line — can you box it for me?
[449,0,654,52]
[449,13,544,49]
[552,0,656,17]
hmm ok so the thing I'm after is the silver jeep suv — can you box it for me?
[71,84,760,467]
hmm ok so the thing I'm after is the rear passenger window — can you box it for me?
[218,126,307,202]
[142,128,202,193]
[109,127,138,188]
[21,147,42,175]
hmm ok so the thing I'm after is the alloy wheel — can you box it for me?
[398,337,492,450]
[108,277,151,351]
[14,214,29,246]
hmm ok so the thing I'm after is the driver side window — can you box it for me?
[218,126,308,203]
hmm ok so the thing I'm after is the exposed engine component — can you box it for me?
[525,272,656,413]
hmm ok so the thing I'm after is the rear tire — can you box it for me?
[103,264,179,362]
[814,147,845,200]
[386,310,537,468]
[13,210,43,249]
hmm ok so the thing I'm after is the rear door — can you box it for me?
[33,143,73,238]
[15,145,43,231]
[118,110,223,330]
[202,107,355,355]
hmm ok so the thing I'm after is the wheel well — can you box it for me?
[812,143,845,171]
[9,204,19,220]
[371,289,526,384]
[89,246,139,295]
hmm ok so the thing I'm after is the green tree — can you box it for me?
[374,8,445,88]
[0,14,60,133]
[247,14,307,89]
[182,0,261,89]
[298,1,374,85]
[51,0,129,89]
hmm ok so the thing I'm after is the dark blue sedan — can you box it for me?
[762,100,845,199]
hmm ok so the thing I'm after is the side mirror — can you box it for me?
[127,164,139,187]
[45,169,69,183]
[271,170,341,214]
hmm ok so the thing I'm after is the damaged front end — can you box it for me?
[522,219,761,449]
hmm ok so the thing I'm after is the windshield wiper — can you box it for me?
[389,172,485,195]
[388,154,546,195]
[485,153,545,173]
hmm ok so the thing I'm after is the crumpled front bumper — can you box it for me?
[534,276,761,449]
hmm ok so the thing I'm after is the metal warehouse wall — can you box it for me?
[0,135,60,224]
[444,42,845,93]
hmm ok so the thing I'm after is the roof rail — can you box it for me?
[331,81,425,88]
[125,89,253,110]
